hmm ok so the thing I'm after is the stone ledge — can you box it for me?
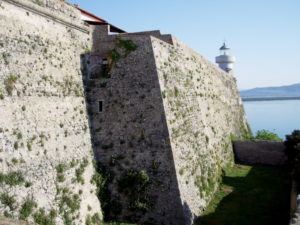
[2,0,89,33]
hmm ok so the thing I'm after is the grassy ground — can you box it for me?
[196,164,291,225]
[2,164,289,225]
[103,223,135,225]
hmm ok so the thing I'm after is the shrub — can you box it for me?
[91,213,101,224]
[0,193,16,210]
[91,161,115,221]
[56,164,67,174]
[32,0,43,6]
[2,52,10,65]
[57,174,65,183]
[116,36,137,56]
[14,141,18,150]
[85,214,101,225]
[75,158,89,184]
[56,164,67,183]
[4,75,18,96]
[174,87,179,97]
[0,171,25,186]
[11,158,18,164]
[118,170,152,213]
[60,194,80,213]
[0,88,4,99]
[118,170,149,194]
[285,130,300,165]
[284,130,300,191]
[179,168,185,176]
[33,208,57,225]
[284,130,300,161]
[108,49,121,70]
[19,199,37,220]
[253,130,282,142]
[17,132,22,139]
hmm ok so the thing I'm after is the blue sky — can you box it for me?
[69,0,300,90]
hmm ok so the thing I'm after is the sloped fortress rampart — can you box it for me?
[0,0,250,224]
[83,32,250,224]
[0,0,101,224]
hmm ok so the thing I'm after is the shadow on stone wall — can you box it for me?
[183,202,194,225]
[195,166,291,225]
[79,53,191,225]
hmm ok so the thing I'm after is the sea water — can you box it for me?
[243,100,300,139]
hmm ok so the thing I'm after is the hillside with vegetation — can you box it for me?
[240,83,300,100]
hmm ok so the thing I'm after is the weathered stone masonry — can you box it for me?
[0,0,101,224]
[0,0,250,224]
[83,31,250,224]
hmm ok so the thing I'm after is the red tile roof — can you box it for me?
[74,5,107,23]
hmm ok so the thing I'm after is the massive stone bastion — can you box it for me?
[0,0,250,224]
[0,0,101,224]
[82,31,250,224]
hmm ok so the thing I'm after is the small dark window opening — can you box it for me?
[99,101,103,112]
[102,58,108,65]
[89,58,110,79]
[102,58,108,74]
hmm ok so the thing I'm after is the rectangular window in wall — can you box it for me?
[99,101,103,112]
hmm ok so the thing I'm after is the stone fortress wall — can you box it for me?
[233,140,287,166]
[0,0,101,224]
[82,30,250,224]
[0,0,251,224]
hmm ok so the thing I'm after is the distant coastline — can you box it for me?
[240,83,300,101]
[242,97,300,102]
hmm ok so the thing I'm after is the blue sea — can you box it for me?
[243,100,300,139]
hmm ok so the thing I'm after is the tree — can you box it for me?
[253,129,282,142]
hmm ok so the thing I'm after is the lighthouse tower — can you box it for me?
[215,42,236,72]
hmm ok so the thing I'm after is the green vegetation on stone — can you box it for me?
[74,158,89,184]
[31,0,44,6]
[116,36,137,56]
[19,199,37,220]
[118,170,152,213]
[4,75,18,96]
[85,213,102,225]
[108,49,121,69]
[13,141,18,150]
[56,185,81,225]
[2,52,10,65]
[0,88,4,99]
[174,86,179,97]
[239,123,252,140]
[0,171,25,186]
[56,163,67,183]
[0,193,16,211]
[91,161,115,221]
[56,163,68,174]
[60,193,80,213]
[33,208,57,225]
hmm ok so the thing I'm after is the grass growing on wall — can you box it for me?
[197,164,290,225]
